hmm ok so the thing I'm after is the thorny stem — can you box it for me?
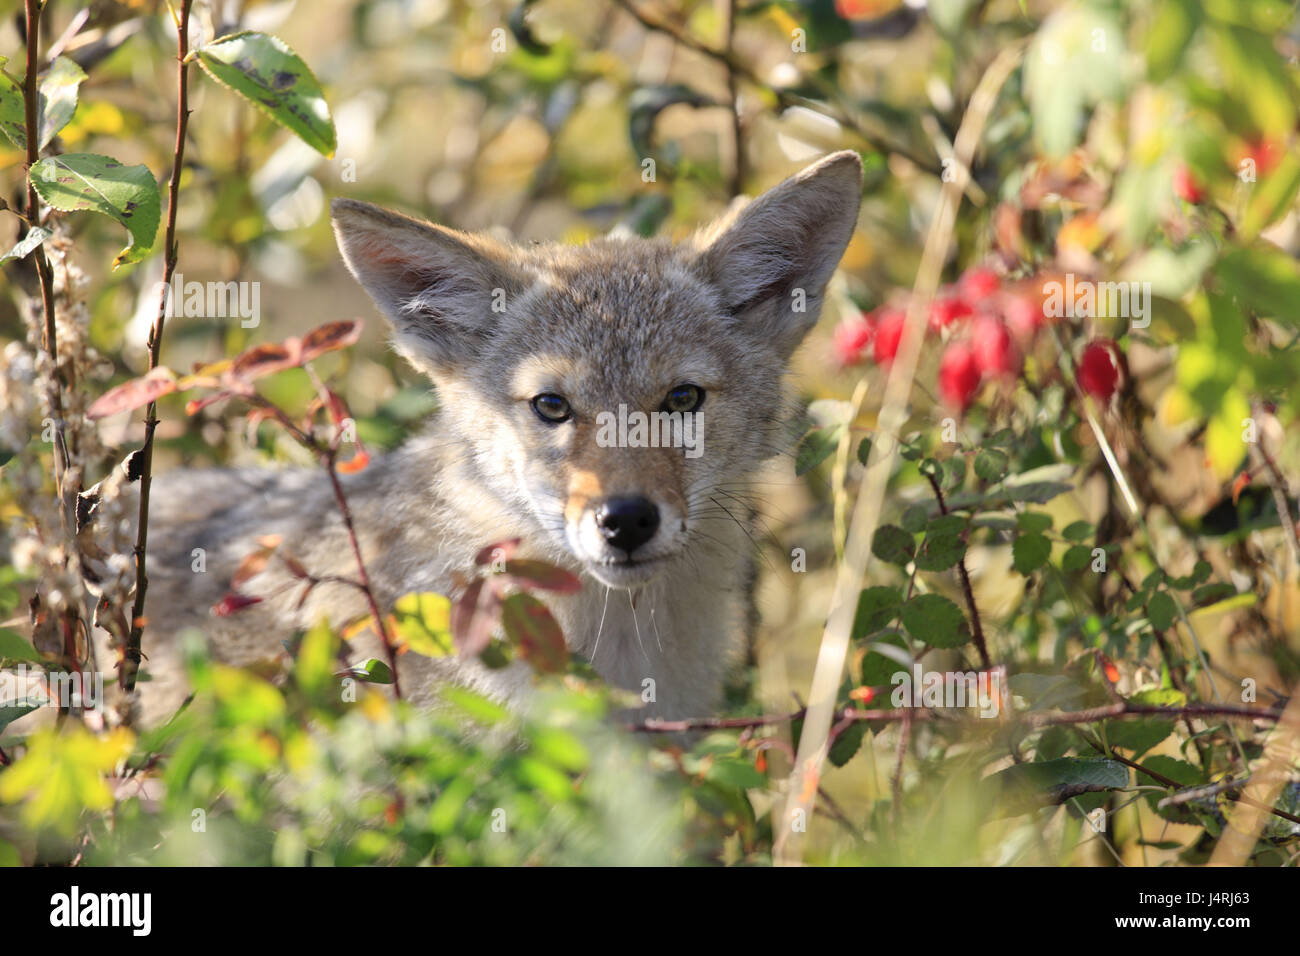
[925,471,991,669]
[123,0,193,696]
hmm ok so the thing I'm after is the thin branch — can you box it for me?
[627,699,1284,734]
[320,450,401,699]
[123,0,194,696]
[925,471,991,669]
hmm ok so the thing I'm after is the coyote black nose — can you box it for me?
[594,496,660,553]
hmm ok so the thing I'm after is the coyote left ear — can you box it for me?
[694,150,862,358]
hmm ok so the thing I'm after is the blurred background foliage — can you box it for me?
[2,0,1300,865]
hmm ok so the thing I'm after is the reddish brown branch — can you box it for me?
[123,0,195,695]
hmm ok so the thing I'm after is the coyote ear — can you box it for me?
[694,150,862,358]
[331,198,530,373]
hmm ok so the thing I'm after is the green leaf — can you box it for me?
[795,425,839,476]
[974,448,1008,482]
[1144,0,1201,82]
[195,32,337,157]
[1062,544,1093,572]
[1147,591,1177,630]
[29,154,160,268]
[1191,582,1237,607]
[828,721,867,768]
[941,455,966,491]
[35,56,87,149]
[1103,718,1173,757]
[871,524,914,566]
[0,628,44,665]
[0,65,23,148]
[900,593,970,649]
[392,591,454,657]
[990,757,1129,809]
[856,436,871,465]
[1016,511,1053,533]
[1063,520,1094,542]
[0,226,52,265]
[294,618,336,696]
[861,633,908,687]
[901,503,929,534]
[340,658,393,684]
[1012,532,1051,574]
[1241,150,1300,240]
[704,756,766,791]
[1215,244,1300,326]
[0,699,44,733]
[914,522,966,572]
[852,586,903,639]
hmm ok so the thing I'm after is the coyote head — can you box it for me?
[331,152,862,588]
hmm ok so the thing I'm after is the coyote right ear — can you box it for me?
[330,199,531,373]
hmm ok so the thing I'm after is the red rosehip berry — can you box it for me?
[1004,296,1043,341]
[1173,164,1206,204]
[832,313,874,366]
[938,341,982,411]
[872,308,906,365]
[1078,339,1122,401]
[961,267,1000,301]
[929,295,974,332]
[970,315,1018,377]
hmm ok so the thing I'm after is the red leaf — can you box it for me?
[451,578,499,657]
[501,592,567,674]
[211,592,263,617]
[87,368,178,419]
[301,319,363,363]
[503,559,582,594]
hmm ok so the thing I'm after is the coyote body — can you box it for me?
[104,152,863,727]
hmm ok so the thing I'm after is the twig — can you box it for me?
[320,450,401,699]
[626,699,1283,734]
[123,0,194,696]
[925,471,991,668]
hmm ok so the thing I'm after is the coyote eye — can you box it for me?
[662,384,704,413]
[531,393,572,423]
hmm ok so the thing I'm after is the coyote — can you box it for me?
[100,151,863,727]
